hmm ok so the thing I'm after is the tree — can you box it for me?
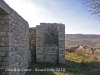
[82,0,100,19]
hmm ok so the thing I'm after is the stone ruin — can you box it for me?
[75,45,100,60]
[75,45,93,55]
[29,23,65,64]
[93,49,100,60]
[0,0,31,75]
[0,0,65,75]
[29,27,36,62]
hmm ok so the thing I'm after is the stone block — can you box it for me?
[0,66,5,70]
[3,57,10,61]
[3,26,9,32]
[4,19,9,24]
[59,31,65,34]
[36,55,43,58]
[0,52,5,56]
[59,40,65,43]
[0,57,2,61]
[59,35,65,38]
[0,32,8,36]
[59,54,65,59]
[58,25,65,30]
[0,42,8,47]
[0,47,10,51]
[0,15,9,19]
[0,16,2,19]
[36,51,43,55]
[59,48,65,50]
[59,60,65,63]
[59,44,65,48]
[37,57,43,62]
[59,37,65,40]
[0,62,9,65]
[59,50,65,54]
[0,20,4,24]
[0,25,3,31]
[36,39,43,42]
[36,35,43,38]
[2,37,9,42]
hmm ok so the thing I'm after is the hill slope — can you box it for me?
[65,34,100,49]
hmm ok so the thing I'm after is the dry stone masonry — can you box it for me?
[0,0,65,75]
[29,27,36,62]
[74,45,100,60]
[29,23,65,64]
[36,23,65,64]
[75,45,93,55]
[0,0,31,75]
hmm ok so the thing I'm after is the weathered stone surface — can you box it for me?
[73,45,100,60]
[75,45,93,55]
[0,62,9,65]
[0,0,65,75]
[93,49,100,60]
[0,32,8,36]
[0,20,4,24]
[0,0,30,75]
[0,57,2,61]
[0,47,11,51]
[35,23,65,64]
[0,66,5,70]
[29,23,65,64]
[29,27,36,62]
[0,52,5,56]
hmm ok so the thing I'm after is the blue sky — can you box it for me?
[4,0,100,34]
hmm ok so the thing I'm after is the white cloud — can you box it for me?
[4,0,100,34]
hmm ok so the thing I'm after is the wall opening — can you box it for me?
[29,28,36,62]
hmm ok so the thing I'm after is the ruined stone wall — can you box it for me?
[58,24,65,63]
[36,23,65,64]
[0,0,30,75]
[29,27,36,62]
[0,0,65,75]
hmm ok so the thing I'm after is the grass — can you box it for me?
[26,52,100,75]
[65,52,94,62]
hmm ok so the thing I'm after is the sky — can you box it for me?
[4,0,100,34]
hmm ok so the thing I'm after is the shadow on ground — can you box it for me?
[25,62,57,75]
[26,60,100,75]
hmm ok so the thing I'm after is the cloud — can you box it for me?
[4,0,100,34]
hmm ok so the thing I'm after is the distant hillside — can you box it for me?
[65,34,100,49]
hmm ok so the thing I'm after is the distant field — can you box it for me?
[65,34,100,49]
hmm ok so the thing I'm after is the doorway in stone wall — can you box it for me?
[29,28,36,62]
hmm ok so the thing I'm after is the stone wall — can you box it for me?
[29,27,36,62]
[0,0,65,75]
[0,0,30,75]
[75,45,100,60]
[93,49,100,60]
[36,23,65,64]
[75,45,93,55]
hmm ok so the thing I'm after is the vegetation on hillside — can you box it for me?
[65,34,100,49]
